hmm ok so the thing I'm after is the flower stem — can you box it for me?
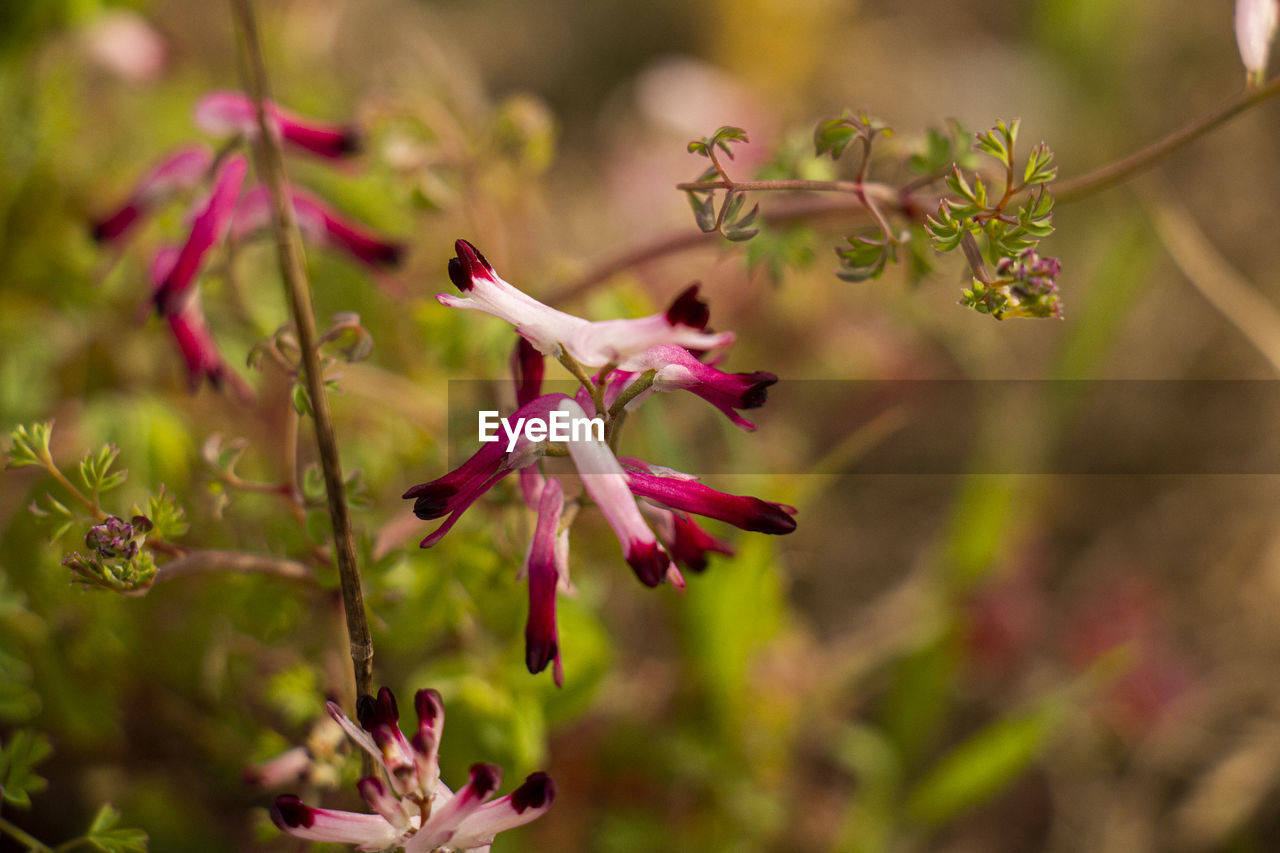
[0,816,52,852]
[228,0,373,704]
[1054,75,1280,202]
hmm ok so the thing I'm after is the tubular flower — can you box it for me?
[1237,0,1279,82]
[624,344,777,431]
[559,399,674,587]
[150,247,252,400]
[90,144,213,244]
[404,394,569,547]
[523,476,566,684]
[439,239,734,368]
[510,336,545,408]
[194,91,361,159]
[233,187,405,269]
[152,154,248,317]
[623,459,797,535]
[642,503,736,574]
[271,687,555,852]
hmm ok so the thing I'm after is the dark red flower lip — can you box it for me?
[449,238,496,290]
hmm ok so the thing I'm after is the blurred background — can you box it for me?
[5,0,1280,850]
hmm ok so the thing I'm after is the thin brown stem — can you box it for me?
[229,0,373,704]
[1055,75,1280,202]
[549,195,881,305]
[152,549,317,585]
[676,178,900,204]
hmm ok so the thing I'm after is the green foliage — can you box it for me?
[836,232,897,282]
[905,704,1062,826]
[687,125,749,160]
[0,728,51,808]
[5,421,53,469]
[84,804,149,853]
[926,120,1062,319]
[814,110,892,161]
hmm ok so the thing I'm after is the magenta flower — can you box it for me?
[194,91,360,159]
[149,247,252,400]
[404,394,569,548]
[440,239,734,368]
[152,154,247,317]
[623,459,797,535]
[523,476,566,684]
[90,144,213,244]
[642,503,736,574]
[622,344,777,431]
[233,187,405,269]
[510,337,545,408]
[559,399,673,587]
[271,687,555,851]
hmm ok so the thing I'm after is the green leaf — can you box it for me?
[5,422,53,469]
[291,382,313,417]
[814,117,858,160]
[1022,142,1058,186]
[0,729,52,808]
[687,191,716,233]
[85,803,149,853]
[908,127,954,175]
[905,705,1059,826]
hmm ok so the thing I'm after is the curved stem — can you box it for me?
[0,816,51,852]
[1055,75,1280,202]
[549,195,879,305]
[229,0,373,704]
[151,549,317,585]
[677,178,900,204]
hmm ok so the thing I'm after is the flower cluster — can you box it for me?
[91,92,404,395]
[271,687,555,852]
[60,514,156,593]
[404,240,796,685]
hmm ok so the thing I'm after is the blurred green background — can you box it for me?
[5,0,1280,850]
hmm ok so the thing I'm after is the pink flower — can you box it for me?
[233,187,405,269]
[559,399,674,587]
[440,239,733,368]
[623,459,797,534]
[1237,0,1279,81]
[194,91,360,159]
[510,337,545,408]
[403,395,568,548]
[622,344,777,431]
[523,476,566,685]
[90,145,213,244]
[272,687,555,852]
[642,504,735,574]
[152,154,247,317]
[150,247,252,400]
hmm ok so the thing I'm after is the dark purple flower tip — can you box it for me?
[511,772,556,813]
[373,686,400,725]
[512,336,545,408]
[525,633,559,676]
[626,540,670,588]
[337,127,362,156]
[407,484,459,520]
[450,239,495,291]
[356,693,377,730]
[739,372,778,409]
[130,514,154,533]
[270,795,316,829]
[414,688,443,727]
[90,204,141,244]
[665,283,710,329]
[469,762,503,797]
